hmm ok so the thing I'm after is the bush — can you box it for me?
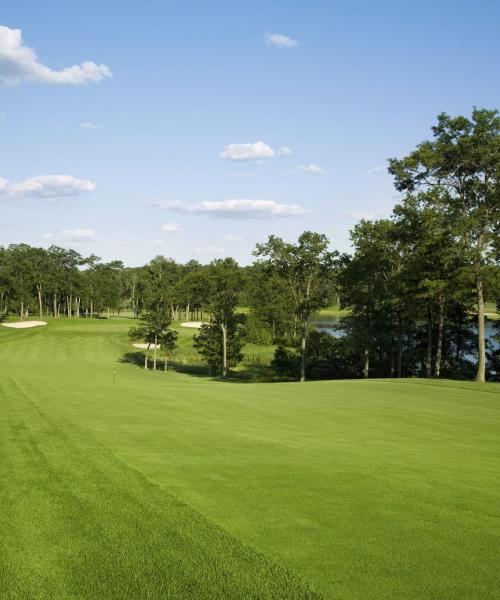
[243,312,273,345]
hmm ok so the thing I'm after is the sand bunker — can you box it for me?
[1,320,47,329]
[132,342,161,349]
[180,321,205,329]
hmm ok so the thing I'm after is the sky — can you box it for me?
[1,0,499,266]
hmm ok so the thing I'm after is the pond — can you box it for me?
[312,316,500,351]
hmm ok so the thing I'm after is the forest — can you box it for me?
[1,109,499,382]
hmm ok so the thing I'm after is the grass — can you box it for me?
[1,317,499,599]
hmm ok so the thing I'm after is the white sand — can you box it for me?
[1,320,47,329]
[180,321,205,329]
[132,342,161,349]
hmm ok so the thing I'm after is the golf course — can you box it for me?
[1,317,499,599]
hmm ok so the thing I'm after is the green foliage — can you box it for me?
[194,321,244,375]
[243,311,273,345]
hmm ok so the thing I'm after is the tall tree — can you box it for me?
[193,258,243,378]
[389,108,500,382]
[254,232,337,382]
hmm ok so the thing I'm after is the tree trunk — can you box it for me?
[53,293,57,317]
[153,335,157,371]
[164,351,168,371]
[435,294,444,378]
[37,286,43,318]
[221,323,227,378]
[363,347,369,378]
[300,321,307,382]
[107,307,110,320]
[90,300,93,319]
[476,274,486,383]
[20,300,24,319]
[425,303,433,378]
[397,317,403,378]
[144,344,150,369]
[186,302,190,321]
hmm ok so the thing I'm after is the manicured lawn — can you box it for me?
[1,318,499,599]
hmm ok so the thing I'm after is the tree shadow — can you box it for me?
[118,352,276,383]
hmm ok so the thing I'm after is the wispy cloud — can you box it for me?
[229,171,257,178]
[223,234,245,243]
[264,32,298,48]
[193,245,225,256]
[0,175,96,198]
[346,208,391,221]
[43,229,96,242]
[298,163,325,175]
[0,25,112,86]
[161,222,183,232]
[150,198,308,219]
[79,122,101,130]
[364,165,386,175]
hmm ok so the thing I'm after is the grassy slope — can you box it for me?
[1,318,499,599]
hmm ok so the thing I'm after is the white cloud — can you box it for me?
[0,175,95,198]
[223,234,245,243]
[279,146,292,156]
[43,229,96,242]
[365,165,386,175]
[264,32,298,48]
[151,198,308,219]
[221,141,275,161]
[0,25,112,86]
[161,222,183,232]
[346,208,391,221]
[79,122,100,129]
[299,163,325,175]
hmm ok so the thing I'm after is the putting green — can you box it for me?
[1,317,499,599]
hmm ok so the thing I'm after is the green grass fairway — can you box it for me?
[1,318,499,599]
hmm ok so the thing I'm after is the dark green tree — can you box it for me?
[389,108,500,382]
[255,232,338,381]
[193,258,244,378]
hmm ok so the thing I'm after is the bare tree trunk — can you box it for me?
[300,321,307,382]
[363,347,369,379]
[456,311,463,361]
[476,274,486,383]
[435,294,444,378]
[153,335,157,370]
[164,351,168,371]
[397,317,403,378]
[144,343,150,369]
[37,286,43,318]
[20,300,24,319]
[90,300,93,319]
[53,293,57,317]
[425,303,433,378]
[221,323,227,378]
[107,307,110,319]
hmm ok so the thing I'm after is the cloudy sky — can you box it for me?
[1,1,499,265]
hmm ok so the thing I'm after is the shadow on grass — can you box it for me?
[119,352,277,383]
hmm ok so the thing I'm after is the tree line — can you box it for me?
[1,108,499,382]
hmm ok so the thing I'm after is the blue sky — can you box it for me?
[1,0,499,265]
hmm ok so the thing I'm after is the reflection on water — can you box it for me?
[312,316,499,350]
